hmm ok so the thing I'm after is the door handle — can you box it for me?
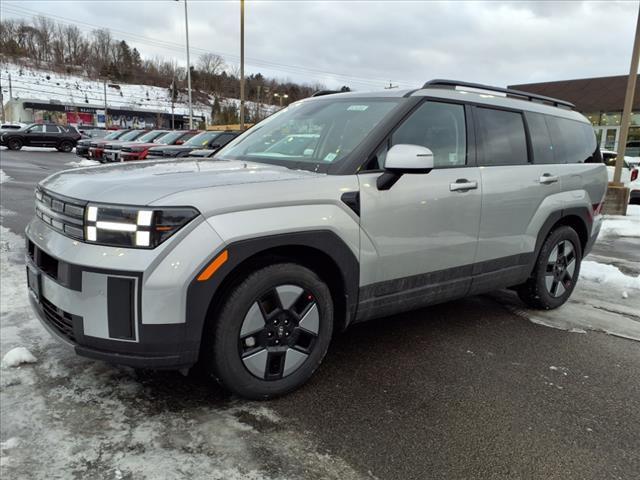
[449,179,478,192]
[539,173,559,184]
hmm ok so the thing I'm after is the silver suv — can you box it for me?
[25,80,607,399]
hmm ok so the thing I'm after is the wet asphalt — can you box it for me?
[1,147,639,480]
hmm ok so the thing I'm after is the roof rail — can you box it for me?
[311,90,341,97]
[422,79,575,109]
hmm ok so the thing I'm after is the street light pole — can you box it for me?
[614,5,640,185]
[239,0,245,130]
[183,0,193,129]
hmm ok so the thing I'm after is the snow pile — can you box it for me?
[65,159,101,168]
[0,169,12,184]
[601,204,640,238]
[580,261,640,290]
[1,347,37,368]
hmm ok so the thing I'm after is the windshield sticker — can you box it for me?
[347,105,369,111]
[323,152,337,162]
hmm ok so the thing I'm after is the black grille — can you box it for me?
[35,188,86,240]
[41,298,76,343]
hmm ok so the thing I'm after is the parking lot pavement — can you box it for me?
[1,148,639,480]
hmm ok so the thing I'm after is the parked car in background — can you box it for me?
[89,130,147,161]
[118,130,199,162]
[147,131,238,158]
[601,149,638,186]
[103,130,170,162]
[625,140,640,158]
[0,123,81,152]
[1,122,27,131]
[76,130,128,158]
[185,149,217,158]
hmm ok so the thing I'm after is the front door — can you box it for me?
[24,124,46,146]
[357,100,482,321]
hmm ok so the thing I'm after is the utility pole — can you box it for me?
[614,6,640,185]
[239,0,246,130]
[170,78,176,129]
[183,0,193,129]
[8,73,13,100]
[103,79,108,128]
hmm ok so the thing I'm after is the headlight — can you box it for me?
[84,204,199,248]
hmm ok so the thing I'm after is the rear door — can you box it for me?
[43,125,62,146]
[472,107,561,293]
[357,100,482,319]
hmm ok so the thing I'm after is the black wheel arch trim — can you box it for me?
[531,206,592,272]
[185,230,360,359]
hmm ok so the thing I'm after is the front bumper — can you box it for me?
[75,145,90,157]
[103,149,121,162]
[120,151,145,161]
[25,215,224,369]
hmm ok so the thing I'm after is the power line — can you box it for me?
[2,3,416,89]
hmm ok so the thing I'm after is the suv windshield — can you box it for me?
[118,130,144,142]
[156,131,185,144]
[217,98,400,170]
[185,131,220,147]
[104,130,124,140]
[137,131,167,143]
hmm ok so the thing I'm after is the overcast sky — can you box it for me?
[3,1,639,90]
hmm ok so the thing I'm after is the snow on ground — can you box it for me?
[0,169,12,184]
[1,347,37,368]
[65,158,101,168]
[600,204,640,238]
[0,221,362,479]
[496,211,640,342]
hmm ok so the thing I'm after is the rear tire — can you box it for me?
[517,226,582,309]
[58,141,73,153]
[203,263,333,400]
[7,138,22,151]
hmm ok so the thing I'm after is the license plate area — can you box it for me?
[27,263,42,301]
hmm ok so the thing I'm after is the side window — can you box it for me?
[387,101,467,169]
[28,125,44,133]
[545,116,597,163]
[46,125,60,133]
[477,108,528,166]
[525,112,554,164]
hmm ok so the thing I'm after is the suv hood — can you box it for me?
[40,158,320,205]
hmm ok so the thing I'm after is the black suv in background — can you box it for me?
[76,130,129,158]
[0,123,81,152]
[147,131,238,158]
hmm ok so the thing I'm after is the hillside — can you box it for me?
[0,62,278,125]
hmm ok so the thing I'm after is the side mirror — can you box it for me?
[377,144,435,190]
[209,143,221,150]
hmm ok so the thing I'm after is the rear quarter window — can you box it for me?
[545,116,597,163]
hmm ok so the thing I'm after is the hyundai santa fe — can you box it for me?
[25,80,607,399]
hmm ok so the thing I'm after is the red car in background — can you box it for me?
[89,130,147,161]
[118,130,199,161]
[103,130,170,162]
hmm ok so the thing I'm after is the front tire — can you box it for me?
[204,263,333,400]
[7,138,22,150]
[517,226,582,309]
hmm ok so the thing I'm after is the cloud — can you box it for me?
[3,0,638,90]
